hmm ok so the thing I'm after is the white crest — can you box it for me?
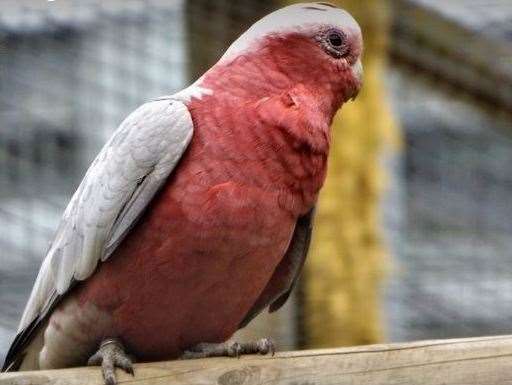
[173,3,361,102]
[220,2,361,63]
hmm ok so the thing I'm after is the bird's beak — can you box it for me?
[350,58,363,101]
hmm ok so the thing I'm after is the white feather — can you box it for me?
[156,76,213,104]
[172,77,213,102]
[18,98,193,332]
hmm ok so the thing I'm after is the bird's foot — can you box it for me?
[88,338,135,385]
[182,337,275,359]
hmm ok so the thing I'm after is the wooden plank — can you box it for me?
[2,335,512,384]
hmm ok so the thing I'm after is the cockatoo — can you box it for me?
[2,2,363,384]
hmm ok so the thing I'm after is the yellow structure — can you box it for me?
[299,0,400,347]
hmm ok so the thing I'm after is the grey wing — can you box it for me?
[239,208,314,329]
[4,98,193,370]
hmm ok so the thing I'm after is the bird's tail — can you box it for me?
[2,320,44,372]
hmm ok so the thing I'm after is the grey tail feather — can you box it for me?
[2,290,66,372]
[2,355,24,372]
[2,326,31,372]
[2,306,45,372]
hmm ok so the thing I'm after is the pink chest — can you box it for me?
[76,87,328,360]
[76,143,297,359]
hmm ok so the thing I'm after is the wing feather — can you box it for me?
[238,208,314,329]
[3,98,193,371]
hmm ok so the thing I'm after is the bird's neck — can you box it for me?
[200,46,346,118]
[182,50,348,214]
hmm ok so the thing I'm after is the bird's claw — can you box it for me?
[226,341,243,358]
[182,337,276,359]
[255,337,275,356]
[88,338,135,385]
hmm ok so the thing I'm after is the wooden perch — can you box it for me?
[2,335,512,385]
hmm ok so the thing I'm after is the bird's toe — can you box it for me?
[226,341,243,358]
[181,337,276,360]
[256,337,275,356]
[88,338,135,385]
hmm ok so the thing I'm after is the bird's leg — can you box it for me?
[181,337,275,359]
[87,338,135,385]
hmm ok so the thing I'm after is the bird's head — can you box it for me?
[215,2,363,109]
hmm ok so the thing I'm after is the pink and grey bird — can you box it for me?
[2,3,363,384]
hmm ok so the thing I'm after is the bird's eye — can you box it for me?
[328,32,343,47]
[320,29,348,58]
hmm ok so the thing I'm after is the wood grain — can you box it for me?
[2,335,512,384]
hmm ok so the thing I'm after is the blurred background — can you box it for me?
[1,0,512,364]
